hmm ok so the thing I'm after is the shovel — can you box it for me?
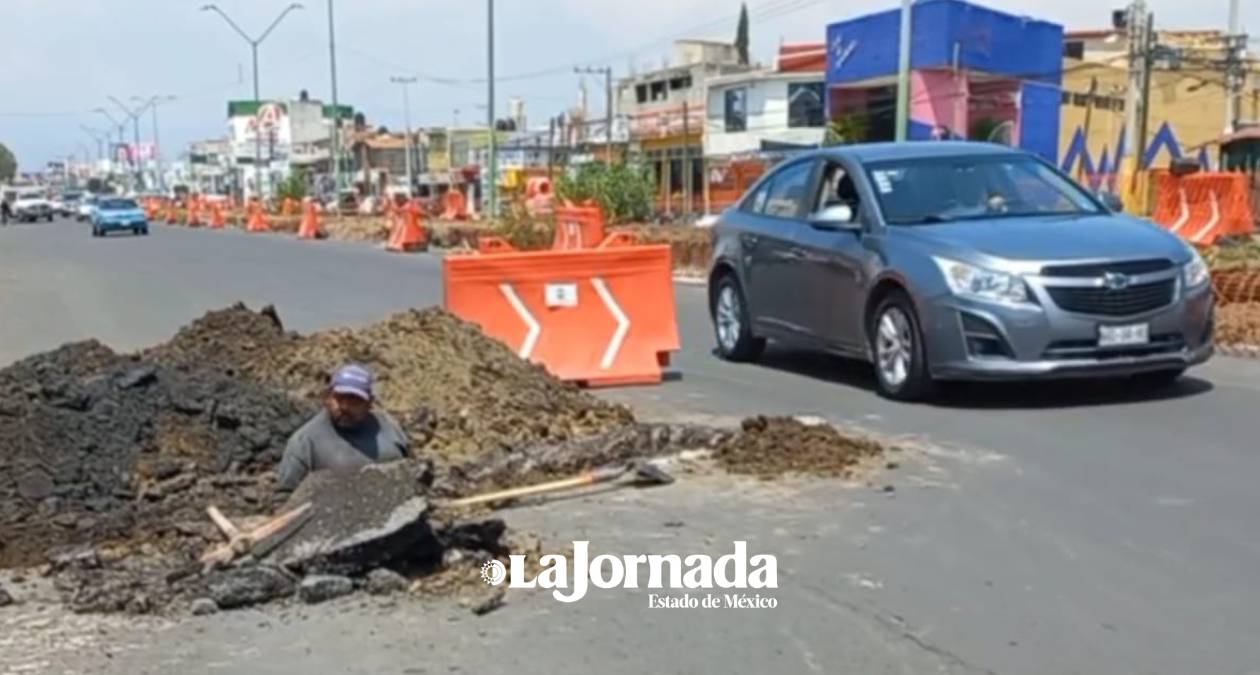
[443,461,674,510]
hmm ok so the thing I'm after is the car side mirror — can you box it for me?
[811,203,859,231]
[1098,191,1124,213]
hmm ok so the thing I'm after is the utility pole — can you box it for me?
[201,3,305,200]
[327,0,342,199]
[1137,12,1155,172]
[391,76,418,194]
[1224,0,1244,133]
[108,96,149,192]
[486,0,497,218]
[1122,0,1147,171]
[1080,76,1098,181]
[574,66,614,162]
[547,116,556,182]
[682,101,691,215]
[894,0,913,141]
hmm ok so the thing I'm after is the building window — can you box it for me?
[788,82,825,128]
[650,81,667,102]
[669,75,692,90]
[724,88,747,132]
[635,84,648,104]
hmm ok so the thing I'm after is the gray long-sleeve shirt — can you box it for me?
[276,409,410,492]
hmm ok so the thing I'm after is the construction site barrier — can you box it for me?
[208,202,226,229]
[443,244,680,387]
[442,189,469,220]
[297,197,324,240]
[246,200,271,233]
[387,200,428,252]
[164,201,179,225]
[144,198,161,221]
[186,197,203,227]
[553,202,607,250]
[1152,172,1257,246]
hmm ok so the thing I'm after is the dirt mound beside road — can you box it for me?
[145,304,634,463]
[0,352,313,568]
[715,416,886,479]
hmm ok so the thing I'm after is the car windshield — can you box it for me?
[100,198,138,210]
[865,154,1103,225]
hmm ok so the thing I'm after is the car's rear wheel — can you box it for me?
[870,292,935,401]
[712,275,766,362]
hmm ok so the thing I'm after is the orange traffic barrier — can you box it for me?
[208,201,226,229]
[553,202,607,250]
[297,197,324,240]
[165,201,179,225]
[1152,172,1256,246]
[246,199,271,233]
[144,198,161,221]
[186,196,203,227]
[443,244,680,386]
[387,199,429,252]
[442,189,469,220]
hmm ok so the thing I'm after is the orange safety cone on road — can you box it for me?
[246,199,271,233]
[165,200,179,225]
[297,197,324,240]
[387,199,428,252]
[208,201,226,229]
[144,198,160,221]
[186,196,203,227]
[441,189,468,220]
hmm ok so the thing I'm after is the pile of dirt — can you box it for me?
[146,304,634,463]
[0,348,314,568]
[714,416,886,479]
[1217,303,1260,346]
[144,303,288,375]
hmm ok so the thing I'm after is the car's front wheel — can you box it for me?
[870,291,935,401]
[712,274,765,362]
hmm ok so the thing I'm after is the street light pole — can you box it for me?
[201,3,305,200]
[486,0,497,218]
[327,0,342,198]
[134,95,177,192]
[391,76,418,194]
[107,95,146,192]
[894,0,913,141]
[93,108,126,183]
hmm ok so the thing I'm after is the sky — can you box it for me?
[0,0,1254,170]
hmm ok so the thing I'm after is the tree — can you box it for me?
[734,3,750,66]
[0,142,16,183]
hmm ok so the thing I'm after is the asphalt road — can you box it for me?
[3,220,1259,675]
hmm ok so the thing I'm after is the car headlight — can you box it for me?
[933,257,1032,305]
[1183,249,1210,289]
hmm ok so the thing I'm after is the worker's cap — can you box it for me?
[330,363,374,401]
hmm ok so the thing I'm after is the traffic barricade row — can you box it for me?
[1151,172,1256,246]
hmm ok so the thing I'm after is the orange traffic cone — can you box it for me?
[186,196,202,227]
[247,199,271,233]
[208,202,226,229]
[144,198,160,221]
[387,199,428,252]
[297,197,324,240]
[165,201,179,225]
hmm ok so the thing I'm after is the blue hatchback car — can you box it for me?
[91,197,149,236]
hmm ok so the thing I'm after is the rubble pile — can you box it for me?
[714,416,886,479]
[0,346,314,568]
[147,304,634,462]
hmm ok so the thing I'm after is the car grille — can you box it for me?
[1040,259,1174,277]
[1045,279,1176,316]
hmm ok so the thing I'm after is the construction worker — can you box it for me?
[277,364,411,492]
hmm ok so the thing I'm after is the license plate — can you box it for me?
[1099,323,1149,347]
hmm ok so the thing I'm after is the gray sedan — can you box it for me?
[707,142,1213,401]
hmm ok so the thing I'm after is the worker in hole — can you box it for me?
[277,363,411,492]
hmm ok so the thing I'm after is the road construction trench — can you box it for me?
[0,303,889,615]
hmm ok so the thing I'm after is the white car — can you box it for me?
[77,194,99,221]
[13,191,55,222]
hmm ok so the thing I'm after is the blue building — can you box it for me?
[825,0,1064,161]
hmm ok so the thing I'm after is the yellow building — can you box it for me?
[1059,28,1259,182]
